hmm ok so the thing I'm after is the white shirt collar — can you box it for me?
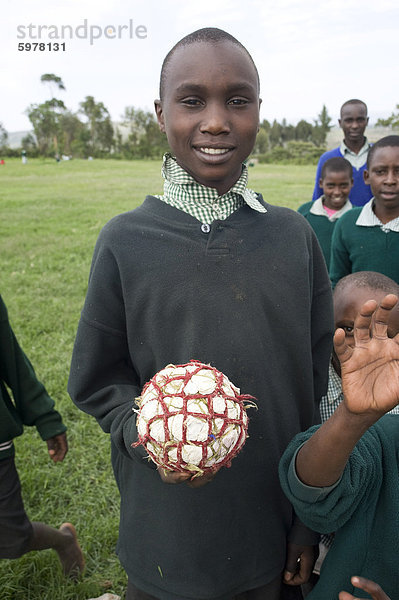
[310,196,353,221]
[356,199,399,232]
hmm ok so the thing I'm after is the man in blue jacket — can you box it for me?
[312,99,372,207]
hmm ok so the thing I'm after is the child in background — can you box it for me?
[68,27,333,600]
[298,157,353,269]
[279,293,399,599]
[0,294,84,578]
[330,135,399,287]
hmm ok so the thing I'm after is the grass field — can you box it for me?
[0,158,315,599]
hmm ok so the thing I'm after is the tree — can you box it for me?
[0,122,8,150]
[21,133,37,151]
[269,120,283,148]
[295,119,313,142]
[40,74,66,97]
[79,96,115,155]
[59,111,84,155]
[253,127,269,154]
[26,98,66,155]
[121,106,169,158]
[376,104,399,129]
[312,105,332,146]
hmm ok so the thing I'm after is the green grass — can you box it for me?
[0,158,315,599]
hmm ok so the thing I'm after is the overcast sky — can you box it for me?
[2,0,399,133]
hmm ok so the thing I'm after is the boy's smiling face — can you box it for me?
[364,146,399,219]
[320,169,353,210]
[155,41,261,195]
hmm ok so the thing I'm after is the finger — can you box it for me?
[157,467,191,485]
[371,294,399,340]
[333,327,353,365]
[338,593,355,600]
[295,552,315,584]
[186,472,216,489]
[351,576,388,599]
[48,434,68,462]
[353,299,378,345]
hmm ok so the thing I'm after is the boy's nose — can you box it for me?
[199,104,230,135]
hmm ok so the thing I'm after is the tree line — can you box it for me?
[1,74,398,163]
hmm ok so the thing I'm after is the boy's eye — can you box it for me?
[181,98,202,106]
[343,326,354,335]
[228,98,249,105]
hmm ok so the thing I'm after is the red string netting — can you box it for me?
[133,360,257,476]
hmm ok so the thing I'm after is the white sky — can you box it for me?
[1,0,399,133]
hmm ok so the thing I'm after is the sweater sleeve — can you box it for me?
[68,227,151,465]
[312,156,324,202]
[329,217,352,288]
[0,295,66,441]
[309,231,334,406]
[278,426,382,534]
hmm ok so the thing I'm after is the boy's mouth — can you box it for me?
[198,147,231,155]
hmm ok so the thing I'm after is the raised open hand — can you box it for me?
[334,294,399,416]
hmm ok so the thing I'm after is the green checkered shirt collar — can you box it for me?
[155,153,266,225]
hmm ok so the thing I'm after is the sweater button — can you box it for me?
[201,223,211,233]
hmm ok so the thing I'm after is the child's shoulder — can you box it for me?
[297,201,313,215]
[318,147,343,163]
[99,197,158,237]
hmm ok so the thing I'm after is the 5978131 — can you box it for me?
[18,42,66,51]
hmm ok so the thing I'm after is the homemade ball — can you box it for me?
[133,360,256,476]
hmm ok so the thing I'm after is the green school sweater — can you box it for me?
[279,415,399,599]
[297,201,336,269]
[329,208,399,287]
[69,196,333,600]
[0,295,66,458]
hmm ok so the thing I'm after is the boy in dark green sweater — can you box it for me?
[0,294,84,578]
[69,27,333,600]
[298,157,353,269]
[330,135,399,287]
[279,293,399,599]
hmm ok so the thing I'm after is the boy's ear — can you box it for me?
[319,177,324,188]
[363,169,370,184]
[154,100,166,133]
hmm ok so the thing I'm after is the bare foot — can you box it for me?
[57,523,85,579]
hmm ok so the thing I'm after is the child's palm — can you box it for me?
[334,295,399,416]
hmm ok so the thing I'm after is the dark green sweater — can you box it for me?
[0,295,66,459]
[279,416,399,599]
[329,208,399,287]
[69,196,333,600]
[297,201,337,269]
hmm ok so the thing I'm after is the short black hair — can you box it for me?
[367,135,399,169]
[159,27,260,100]
[340,99,368,117]
[334,271,399,298]
[321,156,353,179]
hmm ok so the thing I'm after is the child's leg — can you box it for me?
[25,521,85,578]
